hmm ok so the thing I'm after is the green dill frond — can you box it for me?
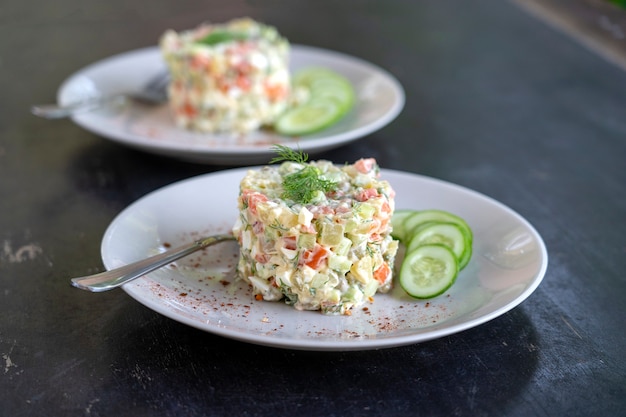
[278,280,298,305]
[269,144,337,204]
[282,166,336,204]
[268,219,288,231]
[269,144,309,165]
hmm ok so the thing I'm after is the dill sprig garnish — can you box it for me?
[270,144,337,204]
[270,145,309,165]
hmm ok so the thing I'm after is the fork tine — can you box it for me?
[31,69,171,118]
[134,70,170,103]
[143,70,170,93]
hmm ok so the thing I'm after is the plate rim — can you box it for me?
[100,167,548,351]
[57,44,405,164]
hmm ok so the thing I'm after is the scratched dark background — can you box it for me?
[1,0,625,416]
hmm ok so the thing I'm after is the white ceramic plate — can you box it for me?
[57,45,404,165]
[100,168,548,351]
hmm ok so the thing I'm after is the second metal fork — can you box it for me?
[31,70,170,119]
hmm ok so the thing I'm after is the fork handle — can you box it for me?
[71,234,236,292]
[31,96,122,119]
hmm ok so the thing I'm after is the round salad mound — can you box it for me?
[160,18,291,133]
[232,158,399,315]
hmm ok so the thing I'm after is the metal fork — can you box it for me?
[31,70,170,119]
[70,234,236,292]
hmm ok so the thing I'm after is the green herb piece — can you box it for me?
[269,144,308,165]
[279,280,298,305]
[270,145,337,204]
[196,30,248,46]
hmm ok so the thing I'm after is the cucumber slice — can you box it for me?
[403,210,473,243]
[276,67,355,136]
[292,67,338,86]
[390,209,415,243]
[458,237,472,270]
[275,97,343,136]
[406,221,468,266]
[399,244,459,299]
[308,77,354,113]
[403,209,472,269]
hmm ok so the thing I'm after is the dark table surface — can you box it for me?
[2,0,625,416]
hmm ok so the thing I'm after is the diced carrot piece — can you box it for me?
[190,55,211,70]
[242,190,268,216]
[303,244,330,269]
[355,188,378,202]
[180,102,197,117]
[236,75,251,91]
[354,158,376,174]
[264,83,287,101]
[373,262,391,284]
